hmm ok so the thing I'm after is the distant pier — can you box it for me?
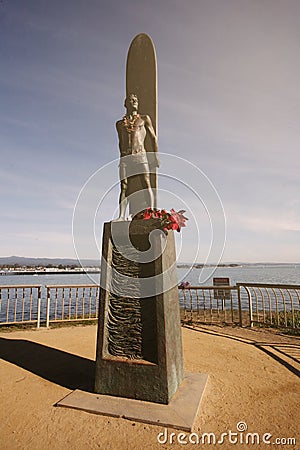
[0,269,100,276]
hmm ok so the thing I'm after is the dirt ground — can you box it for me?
[0,324,299,450]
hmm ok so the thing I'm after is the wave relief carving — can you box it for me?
[107,244,143,359]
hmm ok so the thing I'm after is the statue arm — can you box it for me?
[144,115,160,167]
[116,120,124,156]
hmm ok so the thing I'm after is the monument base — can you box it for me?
[94,220,184,404]
[56,372,208,432]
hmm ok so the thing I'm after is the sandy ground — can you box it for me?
[0,324,299,450]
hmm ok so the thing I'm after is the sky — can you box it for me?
[0,0,299,263]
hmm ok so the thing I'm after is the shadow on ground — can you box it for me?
[183,325,300,378]
[0,337,95,391]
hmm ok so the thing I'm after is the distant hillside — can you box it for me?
[0,256,100,267]
[0,256,298,268]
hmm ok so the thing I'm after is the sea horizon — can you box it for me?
[0,255,299,267]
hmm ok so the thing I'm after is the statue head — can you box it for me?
[124,93,139,112]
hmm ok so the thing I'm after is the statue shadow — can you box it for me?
[0,337,95,391]
[183,325,300,378]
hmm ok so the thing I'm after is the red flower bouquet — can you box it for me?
[142,208,188,233]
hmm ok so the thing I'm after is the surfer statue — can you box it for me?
[116,93,159,220]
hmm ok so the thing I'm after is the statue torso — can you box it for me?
[117,115,148,163]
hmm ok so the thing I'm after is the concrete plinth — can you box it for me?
[94,220,184,404]
[57,372,208,432]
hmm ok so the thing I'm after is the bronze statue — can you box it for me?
[94,34,187,410]
[116,93,159,219]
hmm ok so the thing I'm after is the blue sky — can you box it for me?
[0,0,299,262]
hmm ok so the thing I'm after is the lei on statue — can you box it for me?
[142,208,188,232]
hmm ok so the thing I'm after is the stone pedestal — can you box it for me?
[94,220,184,404]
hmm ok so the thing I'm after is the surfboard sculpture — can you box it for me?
[126,33,158,209]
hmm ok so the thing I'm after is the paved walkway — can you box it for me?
[0,324,299,449]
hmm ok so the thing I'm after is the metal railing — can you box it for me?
[0,283,299,332]
[0,285,42,327]
[178,285,243,325]
[45,285,100,327]
[237,283,300,330]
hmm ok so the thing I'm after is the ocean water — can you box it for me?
[0,272,100,287]
[0,264,299,287]
[177,264,300,286]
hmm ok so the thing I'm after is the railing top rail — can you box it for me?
[178,285,238,290]
[0,285,42,289]
[45,284,99,289]
[236,282,300,289]
[0,282,298,291]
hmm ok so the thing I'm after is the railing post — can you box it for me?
[237,285,243,327]
[37,287,41,328]
[46,287,50,328]
[245,286,253,327]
